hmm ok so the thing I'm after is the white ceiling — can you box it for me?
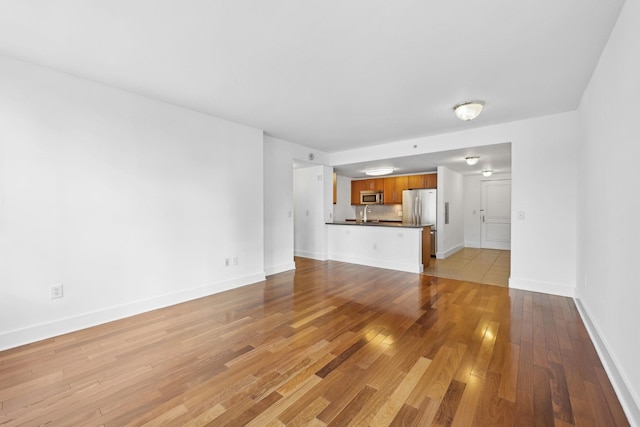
[333,143,512,178]
[0,1,624,156]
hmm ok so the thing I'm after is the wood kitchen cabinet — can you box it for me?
[361,178,383,191]
[422,226,432,269]
[351,180,364,205]
[333,172,337,204]
[383,176,409,204]
[408,173,438,189]
[352,175,436,205]
[351,178,383,205]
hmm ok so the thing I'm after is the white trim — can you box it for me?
[0,273,266,352]
[508,277,575,297]
[574,298,640,427]
[436,242,464,259]
[328,253,421,274]
[294,250,328,260]
[265,262,296,276]
[464,241,481,248]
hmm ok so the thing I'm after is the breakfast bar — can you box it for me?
[326,221,432,273]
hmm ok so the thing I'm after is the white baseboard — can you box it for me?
[0,272,266,352]
[574,298,640,427]
[294,250,328,261]
[508,277,575,297]
[328,253,421,274]
[464,241,481,248]
[265,262,296,276]
[436,243,464,259]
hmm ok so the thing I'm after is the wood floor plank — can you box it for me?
[533,365,555,427]
[450,374,484,427]
[0,257,629,426]
[369,356,431,425]
[431,379,466,427]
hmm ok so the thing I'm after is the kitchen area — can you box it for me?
[292,143,511,279]
[326,171,439,274]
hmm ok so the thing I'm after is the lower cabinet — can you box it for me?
[422,226,431,269]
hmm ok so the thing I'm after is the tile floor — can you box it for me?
[423,248,511,287]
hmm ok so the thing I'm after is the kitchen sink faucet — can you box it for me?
[363,205,370,222]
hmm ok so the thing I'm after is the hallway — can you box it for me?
[423,248,510,287]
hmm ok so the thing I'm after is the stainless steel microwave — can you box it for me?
[360,190,384,204]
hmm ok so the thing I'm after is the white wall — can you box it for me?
[0,55,265,350]
[263,136,330,273]
[293,165,332,260]
[333,174,355,221]
[263,136,295,276]
[331,111,579,297]
[463,173,512,248]
[576,0,640,423]
[436,166,464,258]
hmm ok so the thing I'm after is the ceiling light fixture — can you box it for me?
[454,100,485,121]
[465,156,480,165]
[482,170,493,177]
[364,168,394,176]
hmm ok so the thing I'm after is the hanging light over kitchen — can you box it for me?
[454,101,485,121]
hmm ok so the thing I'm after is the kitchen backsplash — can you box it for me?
[352,204,403,221]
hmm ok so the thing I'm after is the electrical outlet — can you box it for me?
[233,256,238,266]
[224,258,230,267]
[51,284,63,299]
[397,210,403,217]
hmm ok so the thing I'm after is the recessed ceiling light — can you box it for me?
[465,156,480,165]
[482,170,493,177]
[365,168,394,176]
[454,101,485,121]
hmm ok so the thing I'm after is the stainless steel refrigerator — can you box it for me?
[402,189,437,256]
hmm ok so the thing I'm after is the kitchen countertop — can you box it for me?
[326,221,433,229]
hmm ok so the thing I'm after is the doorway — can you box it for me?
[480,179,511,250]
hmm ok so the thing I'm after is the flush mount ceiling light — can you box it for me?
[482,169,493,177]
[454,100,485,121]
[365,167,394,176]
[465,156,480,165]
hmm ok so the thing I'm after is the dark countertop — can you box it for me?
[326,221,433,229]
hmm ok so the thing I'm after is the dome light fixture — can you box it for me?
[454,100,485,121]
[482,169,493,177]
[364,167,394,176]
[465,156,480,165]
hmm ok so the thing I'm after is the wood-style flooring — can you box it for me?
[0,257,628,426]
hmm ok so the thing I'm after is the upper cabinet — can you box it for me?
[350,180,364,205]
[350,178,383,205]
[361,178,384,191]
[383,176,409,204]
[408,173,438,189]
[351,174,436,205]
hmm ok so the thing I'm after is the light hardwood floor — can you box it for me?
[0,257,628,426]
[424,248,511,287]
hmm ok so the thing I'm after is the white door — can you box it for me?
[481,180,511,250]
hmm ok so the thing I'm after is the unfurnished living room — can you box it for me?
[0,1,638,426]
